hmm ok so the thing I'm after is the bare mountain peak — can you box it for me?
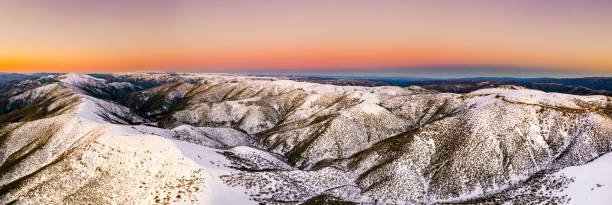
[59,72,104,84]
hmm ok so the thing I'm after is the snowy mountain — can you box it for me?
[0,72,610,204]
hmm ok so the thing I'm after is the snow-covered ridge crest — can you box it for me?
[59,72,105,84]
[57,72,136,97]
[470,87,609,109]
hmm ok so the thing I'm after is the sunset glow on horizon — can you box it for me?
[1,0,611,74]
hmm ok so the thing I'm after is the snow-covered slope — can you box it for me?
[555,152,612,204]
[0,72,610,204]
[0,115,207,204]
[0,73,256,204]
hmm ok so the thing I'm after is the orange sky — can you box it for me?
[1,0,611,74]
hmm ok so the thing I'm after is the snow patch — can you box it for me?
[555,153,612,204]
[169,140,256,205]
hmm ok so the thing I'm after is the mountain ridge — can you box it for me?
[0,72,610,204]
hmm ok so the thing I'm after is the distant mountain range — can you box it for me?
[2,73,610,96]
[0,73,61,83]
[273,75,612,96]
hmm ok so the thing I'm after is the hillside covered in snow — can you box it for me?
[0,72,610,204]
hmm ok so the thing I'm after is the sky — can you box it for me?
[1,0,611,76]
